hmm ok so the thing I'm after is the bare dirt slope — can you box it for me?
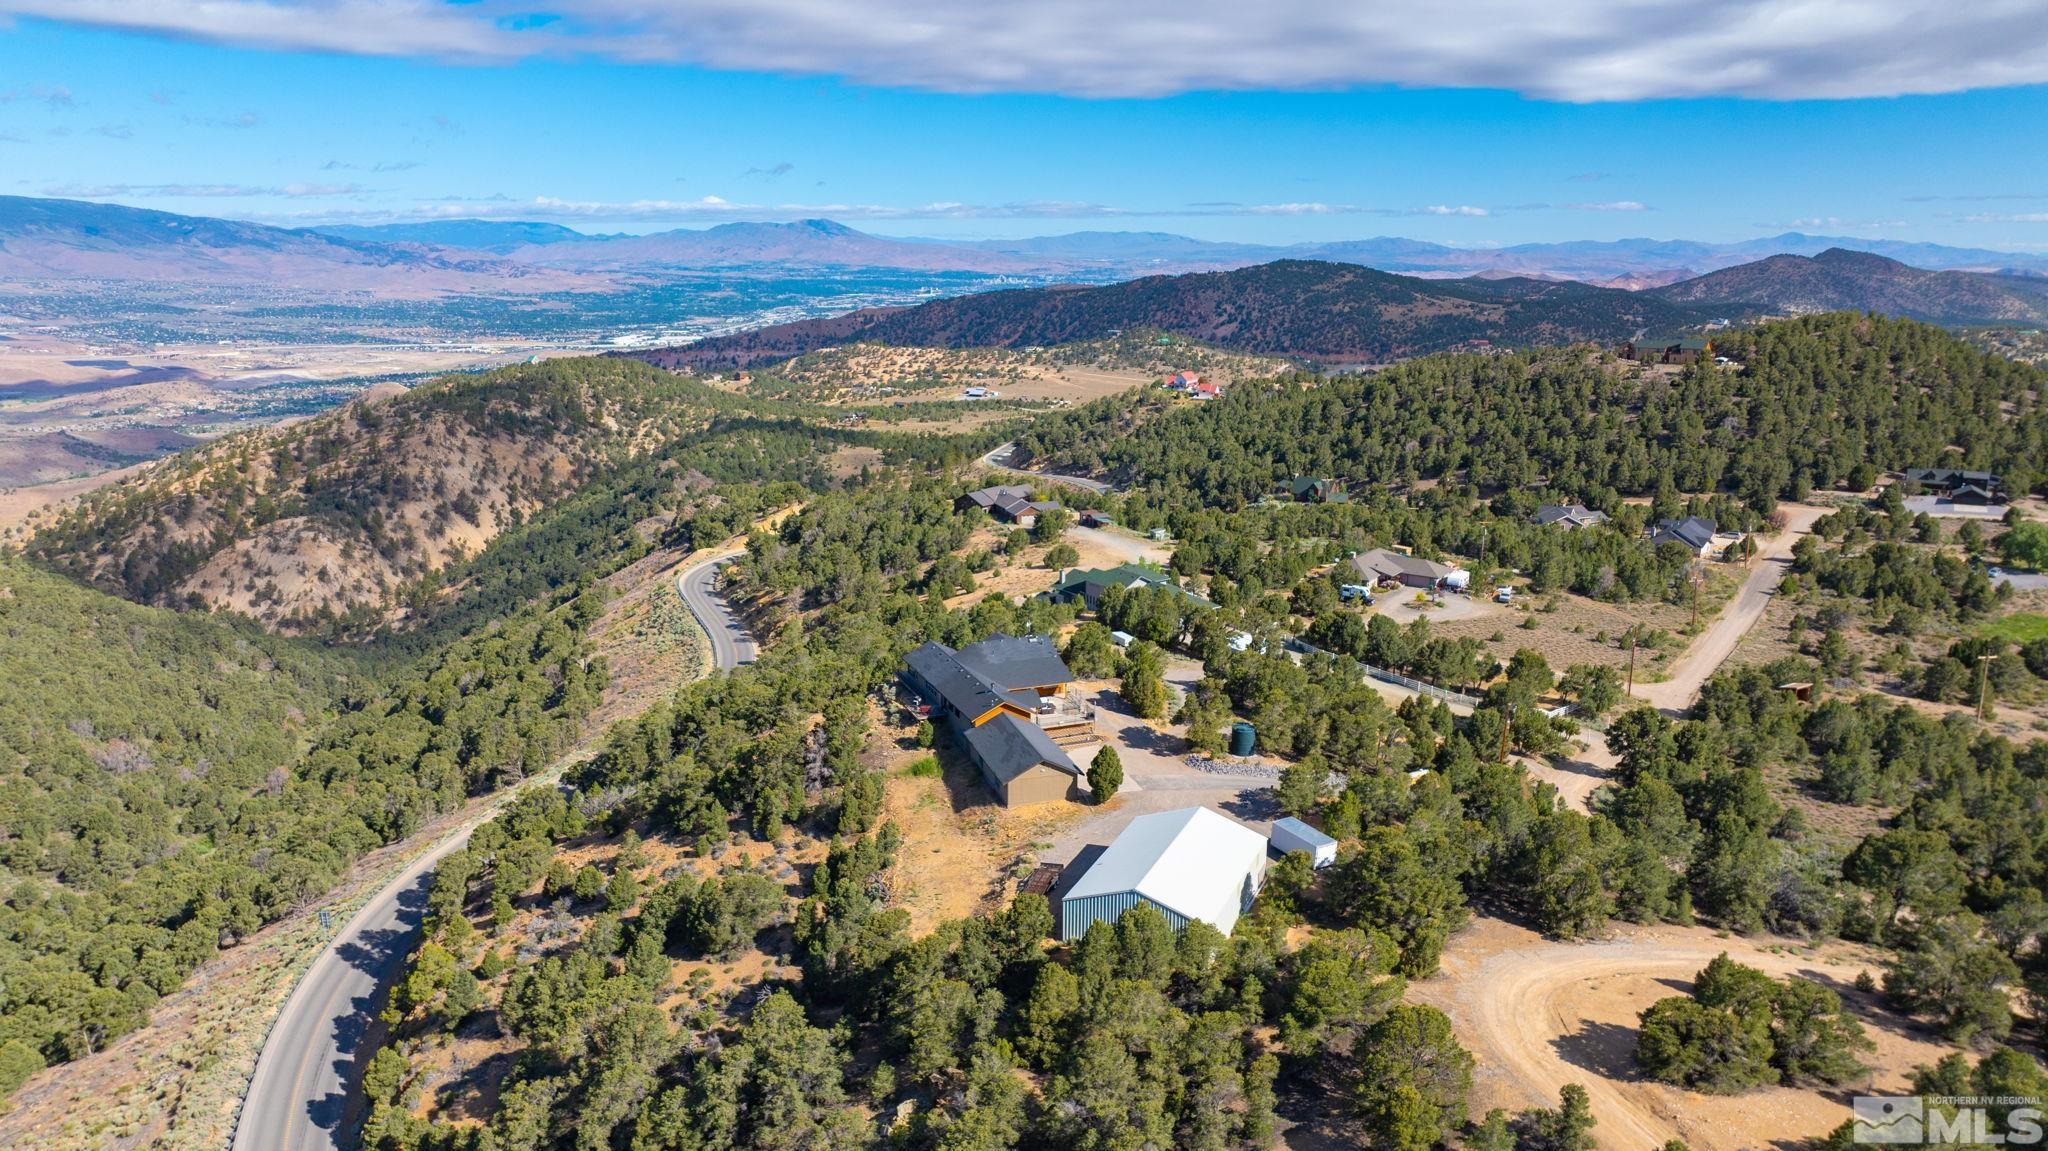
[25,357,706,632]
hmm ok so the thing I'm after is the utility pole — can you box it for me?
[1625,628,1639,697]
[1978,654,1997,720]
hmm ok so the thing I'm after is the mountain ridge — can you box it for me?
[625,258,1701,369]
[11,195,2048,293]
[1646,247,2048,324]
[0,195,594,295]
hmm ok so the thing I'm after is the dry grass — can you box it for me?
[938,524,1148,610]
[1417,584,1713,681]
[748,342,1285,407]
[869,704,1089,936]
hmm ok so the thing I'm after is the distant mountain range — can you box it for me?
[498,218,1045,274]
[960,230,2048,283]
[310,219,600,255]
[630,259,1703,368]
[296,215,2048,282]
[0,196,592,295]
[4,196,2048,338]
[632,248,2048,369]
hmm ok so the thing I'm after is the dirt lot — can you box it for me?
[867,705,1091,934]
[940,521,1162,610]
[1411,915,1958,1151]
[1393,588,1701,683]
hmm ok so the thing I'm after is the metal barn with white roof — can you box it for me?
[1058,807,1269,940]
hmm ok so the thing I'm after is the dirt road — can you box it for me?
[1413,917,1950,1151]
[1634,505,1826,713]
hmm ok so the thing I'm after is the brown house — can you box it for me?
[901,635,1096,806]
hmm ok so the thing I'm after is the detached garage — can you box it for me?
[1269,817,1338,868]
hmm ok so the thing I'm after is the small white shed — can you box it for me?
[1269,817,1338,869]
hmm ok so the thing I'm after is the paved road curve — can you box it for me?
[677,551,756,670]
[979,441,1115,495]
[233,550,754,1151]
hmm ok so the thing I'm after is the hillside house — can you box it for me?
[956,484,1034,514]
[901,634,1096,806]
[1349,547,1464,591]
[1618,339,1706,365]
[1044,564,1209,611]
[1649,516,1718,558]
[956,484,1060,529]
[1058,807,1269,939]
[995,494,1063,529]
[1288,477,1349,504]
[1532,503,1608,529]
[1165,370,1202,391]
[1906,468,2007,505]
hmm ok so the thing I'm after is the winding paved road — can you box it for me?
[979,441,1115,495]
[232,550,753,1151]
[677,551,756,669]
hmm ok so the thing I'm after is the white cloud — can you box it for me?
[0,83,74,106]
[1963,212,2048,223]
[6,0,2046,101]
[1562,200,1647,211]
[258,195,1526,226]
[1786,214,1909,230]
[47,180,368,197]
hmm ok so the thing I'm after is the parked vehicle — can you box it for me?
[1339,583,1376,604]
[1495,585,1514,604]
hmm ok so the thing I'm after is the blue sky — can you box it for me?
[3,3,2047,248]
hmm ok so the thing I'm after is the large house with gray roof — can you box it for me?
[1532,503,1609,529]
[901,634,1096,806]
[957,484,1062,528]
[1349,547,1467,590]
[1649,515,1719,557]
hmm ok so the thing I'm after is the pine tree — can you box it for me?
[1089,744,1124,803]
